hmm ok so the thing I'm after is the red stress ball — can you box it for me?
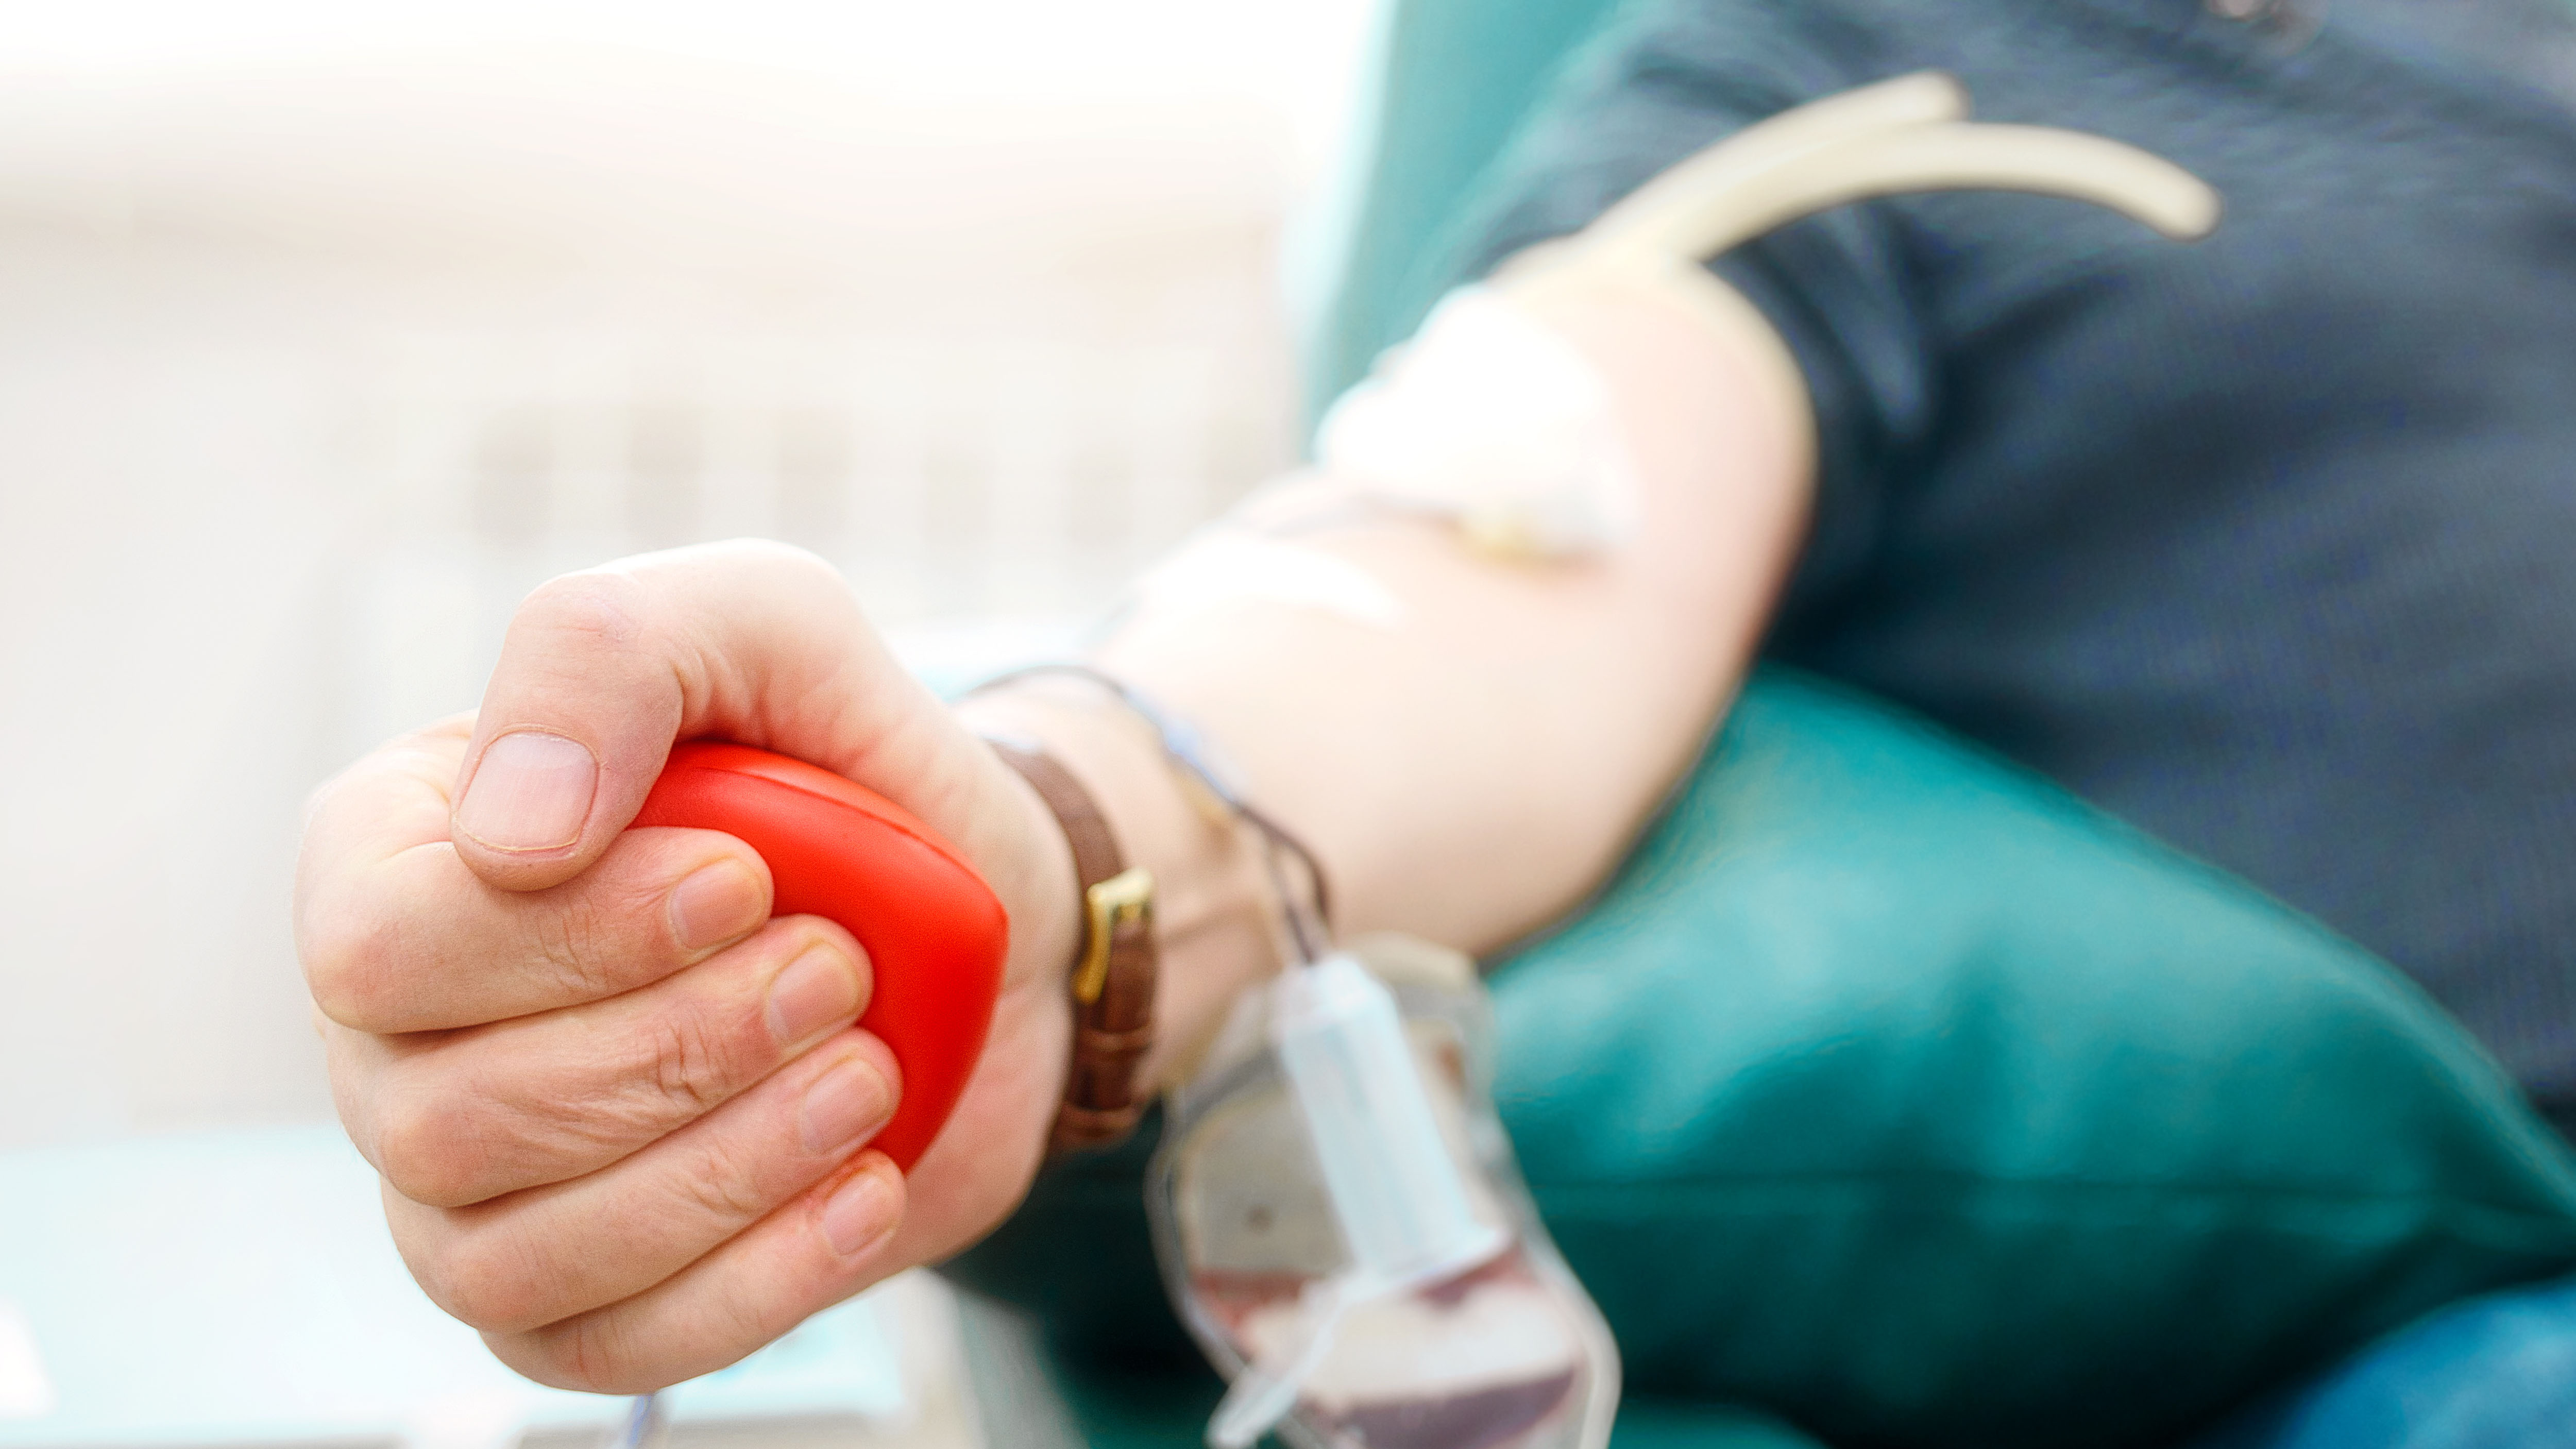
[633,741,1009,1171]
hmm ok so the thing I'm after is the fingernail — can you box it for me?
[455,731,598,853]
[766,943,861,1048]
[670,860,766,952]
[799,1055,891,1155]
[819,1166,897,1257]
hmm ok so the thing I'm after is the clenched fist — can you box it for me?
[296,542,1078,1392]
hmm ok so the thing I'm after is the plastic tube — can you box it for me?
[1507,69,2221,282]
[1205,954,1508,1448]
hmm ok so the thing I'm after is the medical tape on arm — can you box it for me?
[1129,527,1413,631]
[1315,71,2222,561]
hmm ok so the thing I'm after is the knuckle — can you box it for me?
[376,1089,493,1208]
[299,906,407,1033]
[707,1277,795,1369]
[555,1312,642,1395]
[524,890,624,1003]
[515,571,650,650]
[485,1316,629,1395]
[642,1007,747,1121]
[669,1139,776,1232]
[421,1227,552,1335]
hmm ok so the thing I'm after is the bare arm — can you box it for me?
[295,273,1809,1392]
[960,276,1813,1088]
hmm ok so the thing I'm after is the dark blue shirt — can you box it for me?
[1456,0,2576,1123]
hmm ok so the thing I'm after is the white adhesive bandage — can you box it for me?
[1310,72,2219,564]
[1316,287,1642,560]
[1130,530,1411,631]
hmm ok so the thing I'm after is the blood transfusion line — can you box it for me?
[1127,72,2222,635]
[1311,71,2220,564]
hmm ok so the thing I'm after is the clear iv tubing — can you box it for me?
[611,1393,663,1449]
[1207,952,1512,1449]
[968,662,1335,960]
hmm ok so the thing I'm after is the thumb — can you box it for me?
[449,540,969,892]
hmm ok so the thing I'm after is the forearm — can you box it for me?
[958,279,1811,1088]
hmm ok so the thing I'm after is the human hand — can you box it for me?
[296,541,1077,1391]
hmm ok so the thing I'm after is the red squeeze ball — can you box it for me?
[632,741,1009,1172]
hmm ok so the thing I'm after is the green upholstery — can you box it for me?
[1484,671,2576,1446]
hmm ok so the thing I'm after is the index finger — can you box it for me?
[300,714,476,884]
[443,541,961,896]
[297,716,774,1032]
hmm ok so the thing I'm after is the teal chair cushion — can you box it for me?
[1484,669,2576,1445]
[948,671,2576,1446]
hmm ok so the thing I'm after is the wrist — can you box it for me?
[956,677,1289,1098]
[979,744,1084,1000]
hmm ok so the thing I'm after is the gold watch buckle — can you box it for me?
[1076,867,1155,1005]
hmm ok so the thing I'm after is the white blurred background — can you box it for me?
[0,0,1383,1151]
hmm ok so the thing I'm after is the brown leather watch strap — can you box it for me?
[987,740,1159,1155]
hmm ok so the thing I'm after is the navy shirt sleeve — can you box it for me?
[1426,0,2576,1120]
[1442,0,1939,615]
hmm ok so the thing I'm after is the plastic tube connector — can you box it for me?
[1206,954,1507,1448]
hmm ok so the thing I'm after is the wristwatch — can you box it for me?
[987,740,1161,1155]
